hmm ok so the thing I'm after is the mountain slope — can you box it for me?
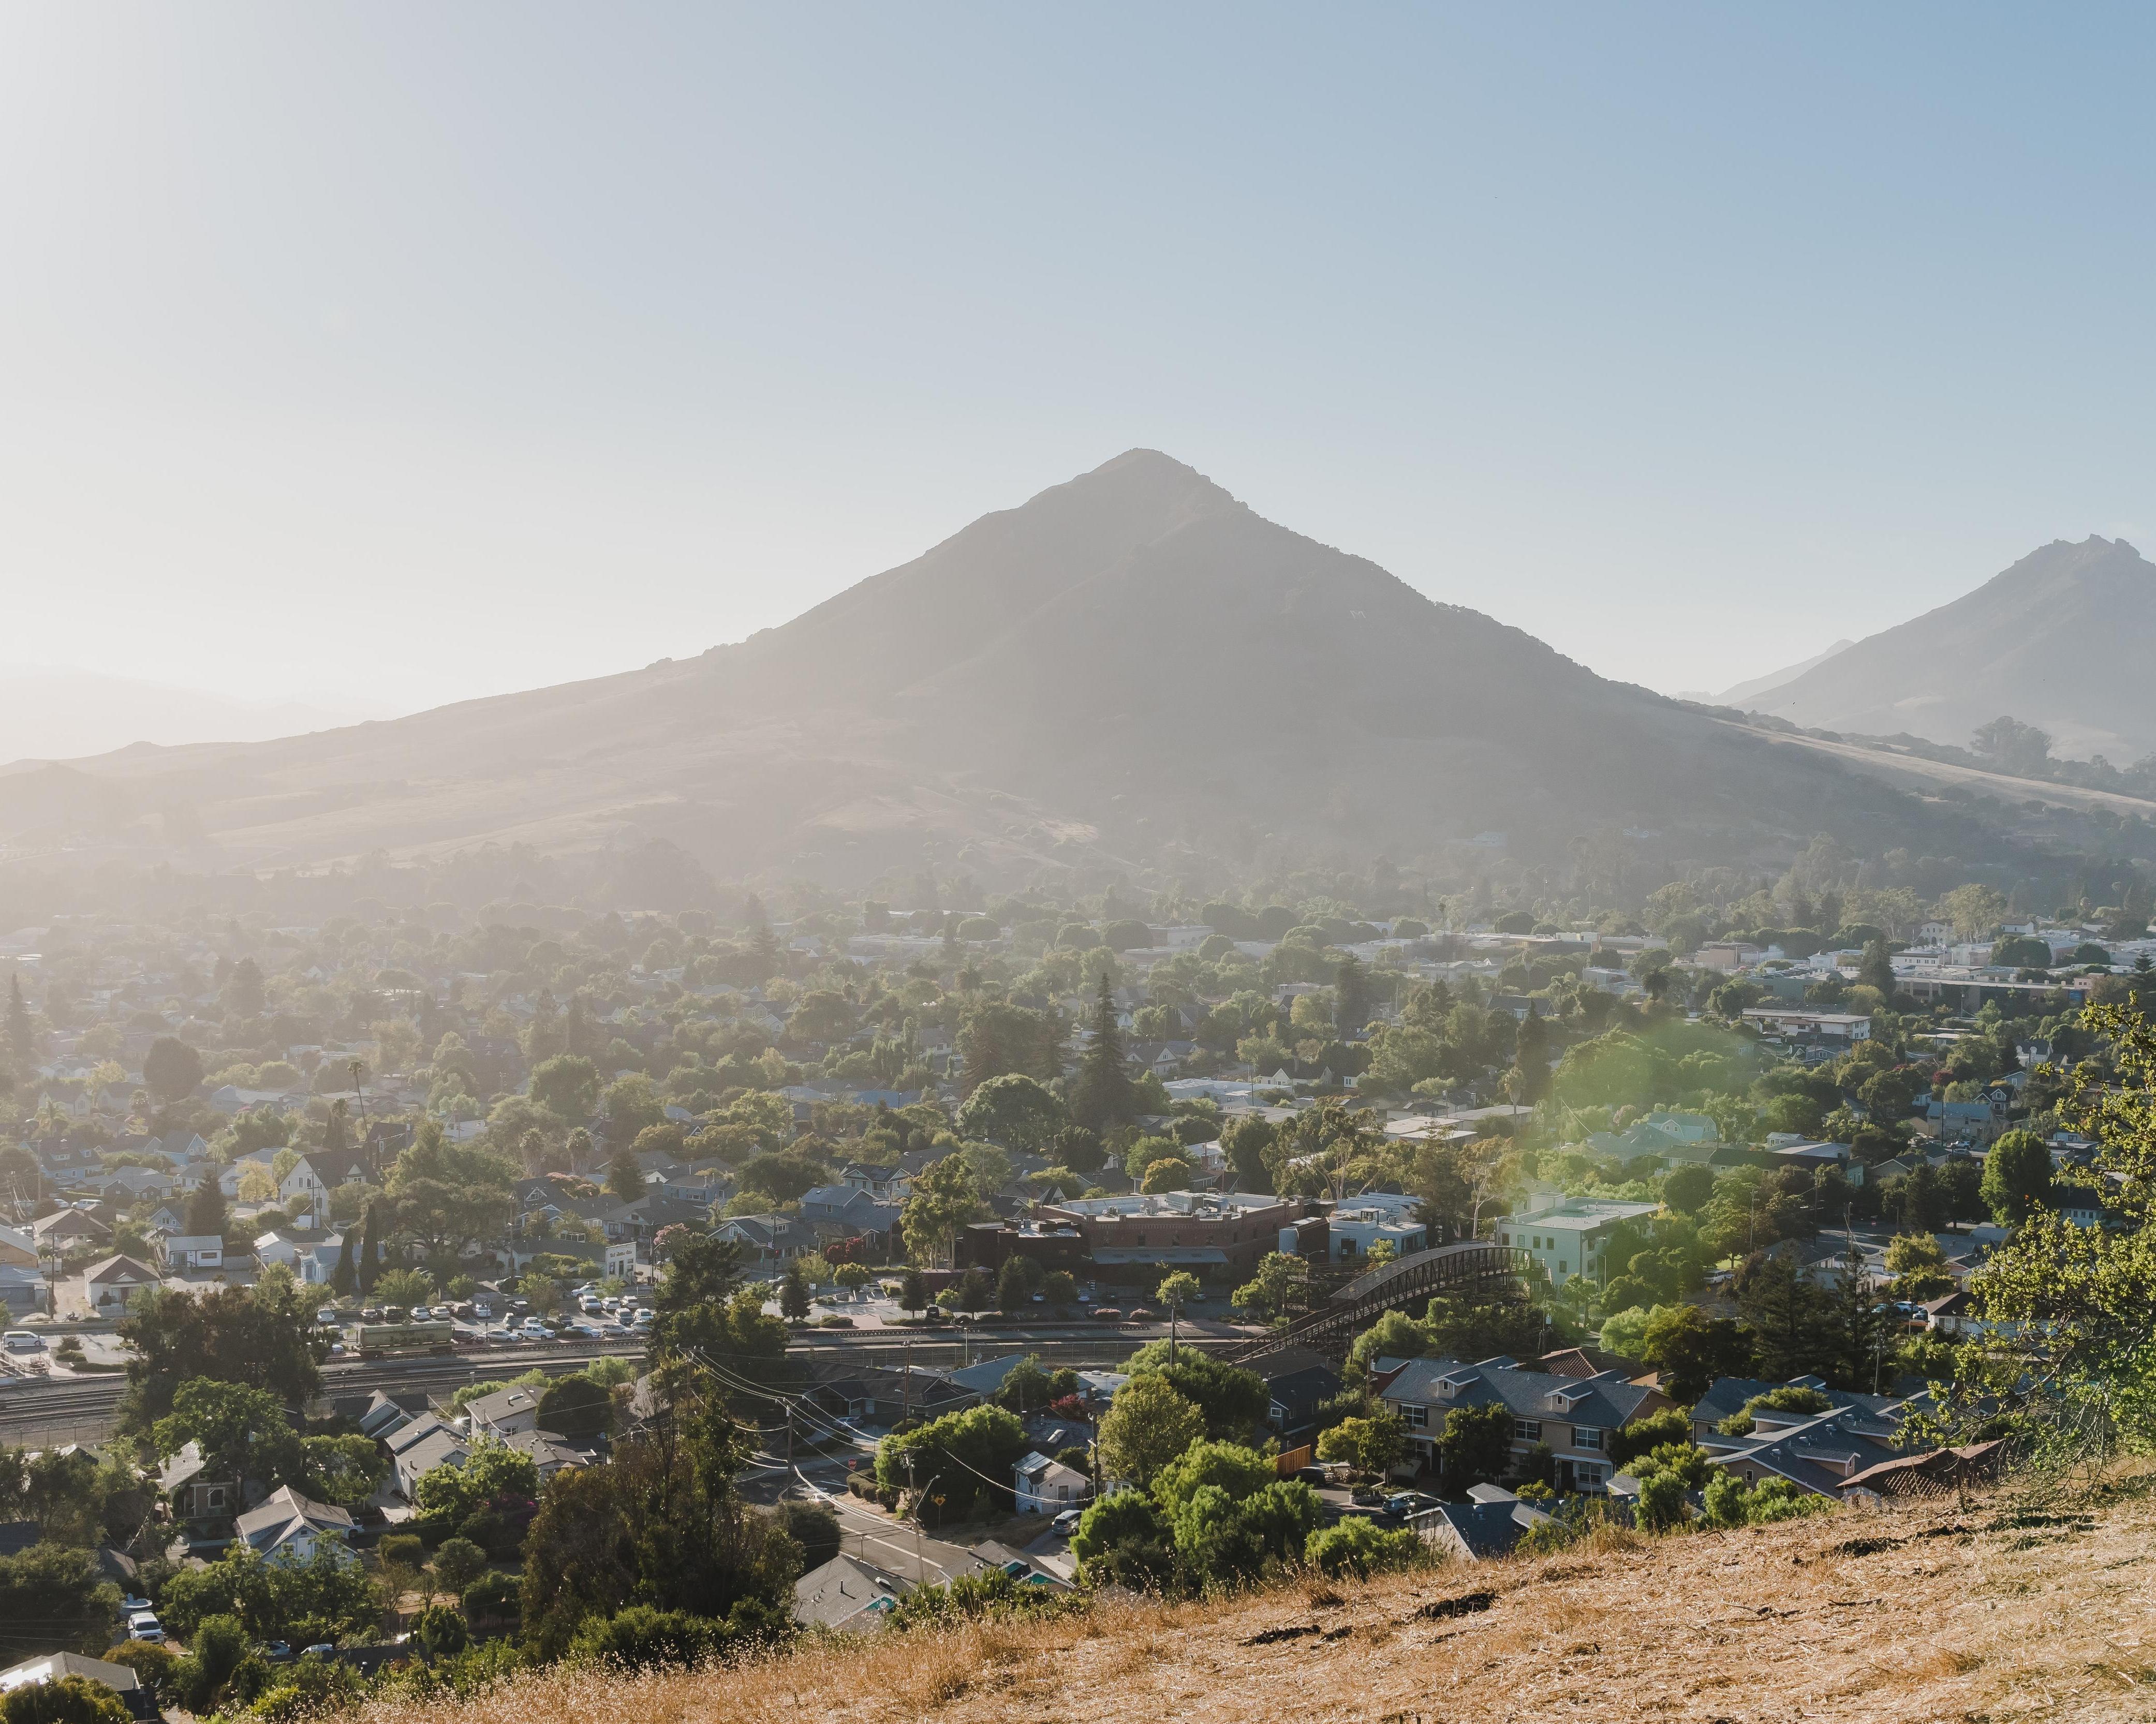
[1739,537,2156,760]
[1692,638,1853,708]
[1,451,1988,883]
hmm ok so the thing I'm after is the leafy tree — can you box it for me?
[1635,1467,1689,1533]
[954,1073,1067,1152]
[1346,1310,1429,1373]
[117,1282,323,1434]
[411,1442,542,1548]
[430,1536,489,1596]
[1096,1376,1205,1487]
[873,1404,1029,1518]
[1433,1402,1513,1491]
[897,1267,928,1314]
[1219,1116,1276,1193]
[1661,1163,1715,1216]
[223,957,265,1019]
[411,1601,468,1659]
[1884,1233,1955,1300]
[899,1154,987,1268]
[1980,1128,2055,1226]
[1232,1251,1312,1326]
[995,1256,1032,1316]
[143,1036,204,1105]
[152,1379,303,1495]
[536,1374,613,1441]
[520,1377,798,1658]
[1117,1350,1269,1440]
[529,1053,600,1123]
[0,1543,119,1656]
[1150,1439,1275,1519]
[386,1122,518,1259]
[1315,1412,1406,1475]
[600,1073,668,1140]
[0,1676,131,1724]
[1068,1491,1175,1587]
[1606,1407,1692,1469]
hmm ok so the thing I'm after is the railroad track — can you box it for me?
[0,1321,1261,1441]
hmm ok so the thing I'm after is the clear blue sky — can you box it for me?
[6,5,2155,713]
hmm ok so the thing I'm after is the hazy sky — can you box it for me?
[7,6,2156,719]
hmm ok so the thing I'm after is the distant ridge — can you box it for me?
[1739,537,2156,760]
[1699,640,1854,709]
[0,451,1996,884]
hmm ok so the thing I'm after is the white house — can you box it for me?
[279,1149,372,1218]
[233,1485,357,1563]
[157,1234,225,1273]
[385,1415,468,1499]
[1013,1451,1088,1514]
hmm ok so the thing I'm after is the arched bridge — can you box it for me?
[1225,1239,1532,1362]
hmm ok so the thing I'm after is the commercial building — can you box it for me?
[1035,1191,1301,1276]
[1495,1193,1660,1287]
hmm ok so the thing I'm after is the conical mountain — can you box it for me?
[1736,537,2156,761]
[4,451,1977,881]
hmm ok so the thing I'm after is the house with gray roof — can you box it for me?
[1378,1355,1676,1493]
[233,1485,356,1563]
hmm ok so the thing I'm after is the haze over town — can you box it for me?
[7,12,2156,1724]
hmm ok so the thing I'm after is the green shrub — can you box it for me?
[1303,1517,1424,1579]
[0,1677,132,1724]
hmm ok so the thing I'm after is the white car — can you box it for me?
[3,1331,43,1354]
[471,1302,493,1320]
[410,1306,433,1321]
[520,1319,553,1339]
[127,1612,165,1644]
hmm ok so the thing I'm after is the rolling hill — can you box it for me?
[1731,536,2156,762]
[0,451,1997,886]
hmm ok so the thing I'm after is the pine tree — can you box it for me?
[1070,972,1135,1134]
[5,977,33,1065]
[1858,938,1898,1002]
[358,1201,383,1294]
[1831,1236,1889,1392]
[184,1179,226,1238]
[324,1098,350,1154]
[780,1259,811,1321]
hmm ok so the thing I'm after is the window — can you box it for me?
[1401,1402,1429,1429]
[1513,1418,1542,1441]
[1573,1425,1601,1450]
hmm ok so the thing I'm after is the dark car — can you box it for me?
[1294,1466,1330,1487]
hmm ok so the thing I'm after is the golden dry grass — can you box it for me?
[356,1487,2156,1724]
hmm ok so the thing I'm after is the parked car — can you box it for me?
[1351,1486,1384,1506]
[1294,1466,1330,1487]
[452,1303,476,1320]
[359,1306,383,1322]
[314,1307,341,1327]
[1051,1508,1083,1536]
[471,1302,493,1319]
[384,1306,410,1324]
[126,1612,165,1644]
[3,1331,43,1354]
[409,1306,433,1322]
[260,1641,292,1663]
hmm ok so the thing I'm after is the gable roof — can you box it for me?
[233,1484,355,1551]
[1383,1356,1667,1429]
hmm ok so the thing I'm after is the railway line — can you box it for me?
[0,1318,1254,1444]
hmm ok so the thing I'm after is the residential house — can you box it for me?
[156,1234,225,1273]
[79,1253,159,1311]
[500,1429,587,1482]
[279,1148,372,1220]
[158,1441,237,1524]
[233,1485,356,1564]
[799,1185,905,1239]
[464,1383,543,1439]
[792,1554,914,1632]
[0,1652,157,1721]
[28,1209,109,1253]
[1013,1451,1089,1514]
[385,1415,468,1499]
[1245,1347,1345,1440]
[1379,1356,1675,1493]
[1325,1195,1427,1265]
[713,1214,815,1261]
[1411,1483,1556,1561]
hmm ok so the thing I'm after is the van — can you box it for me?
[2,1331,42,1354]
[127,1612,166,1644]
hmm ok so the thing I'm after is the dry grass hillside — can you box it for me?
[360,1485,2156,1724]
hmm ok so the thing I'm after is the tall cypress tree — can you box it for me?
[1071,972,1135,1134]
[357,1200,383,1294]
[5,976,32,1065]
[331,1228,357,1298]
